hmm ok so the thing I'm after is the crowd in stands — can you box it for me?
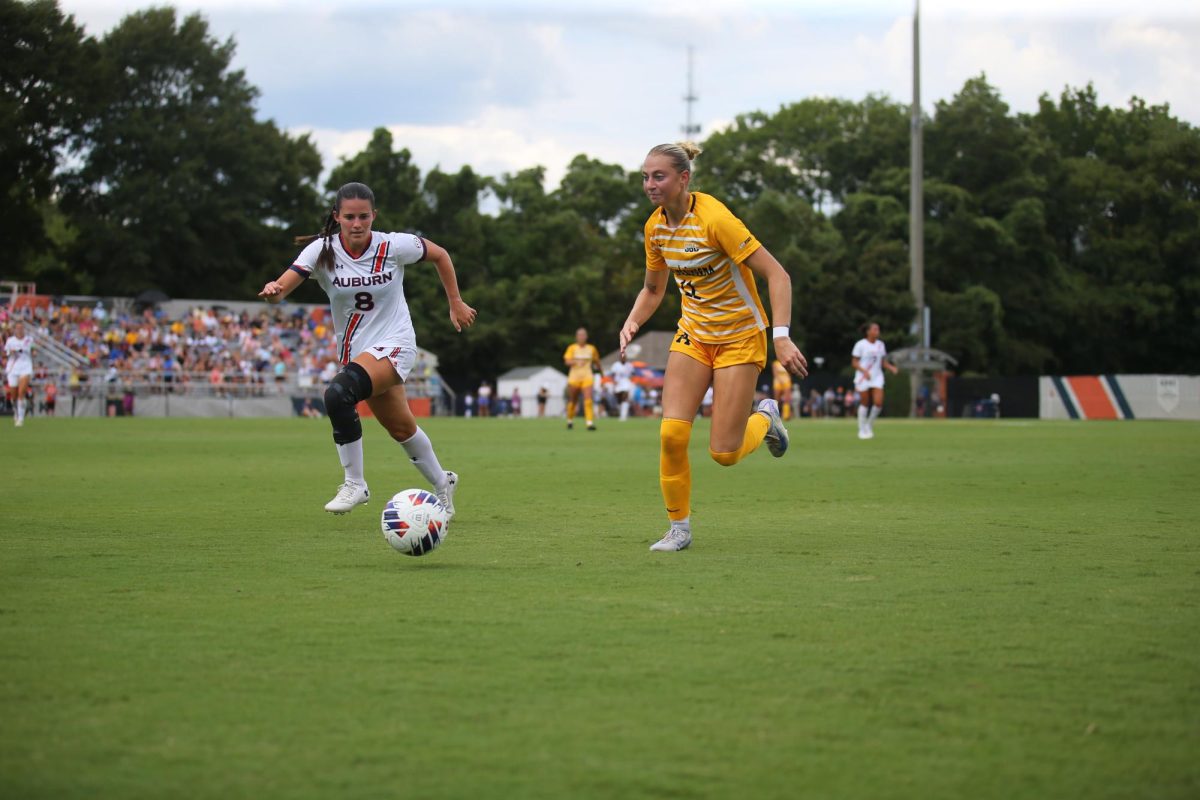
[0,300,434,403]
[798,386,861,418]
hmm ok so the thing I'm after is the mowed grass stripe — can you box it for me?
[1,418,1197,799]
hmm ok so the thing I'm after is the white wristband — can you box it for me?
[771,326,790,340]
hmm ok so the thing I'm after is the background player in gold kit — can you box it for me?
[563,327,600,430]
[620,142,807,551]
[772,358,794,421]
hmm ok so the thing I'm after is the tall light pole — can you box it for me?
[909,1,925,415]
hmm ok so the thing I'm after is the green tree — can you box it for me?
[0,0,96,281]
[698,95,909,208]
[60,8,322,297]
[694,97,915,368]
[325,128,425,231]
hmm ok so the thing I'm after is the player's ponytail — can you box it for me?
[293,210,339,271]
[648,142,702,175]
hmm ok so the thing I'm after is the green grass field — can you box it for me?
[1,415,1198,799]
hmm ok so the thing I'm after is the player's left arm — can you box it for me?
[745,246,808,378]
[884,356,901,375]
[421,237,477,333]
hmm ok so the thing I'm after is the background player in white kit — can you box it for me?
[851,321,899,439]
[609,352,636,421]
[259,182,476,515]
[4,320,35,428]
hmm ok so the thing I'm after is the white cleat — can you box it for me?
[757,398,789,457]
[437,471,458,518]
[650,526,692,552]
[861,428,875,440]
[324,481,369,514]
[857,429,869,440]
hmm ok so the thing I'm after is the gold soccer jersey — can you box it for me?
[564,343,598,386]
[772,360,792,392]
[644,192,767,344]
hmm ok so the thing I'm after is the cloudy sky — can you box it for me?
[59,0,1200,188]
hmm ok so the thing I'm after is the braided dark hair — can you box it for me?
[294,182,377,271]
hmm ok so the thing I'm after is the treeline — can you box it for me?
[5,1,1198,379]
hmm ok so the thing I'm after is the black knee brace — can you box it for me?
[324,363,373,444]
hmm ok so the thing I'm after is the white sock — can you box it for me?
[619,401,629,421]
[336,439,365,485]
[16,399,25,424]
[672,516,691,531]
[399,427,448,491]
[868,406,881,427]
[857,404,868,431]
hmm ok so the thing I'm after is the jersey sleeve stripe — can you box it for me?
[290,264,312,276]
[728,265,767,329]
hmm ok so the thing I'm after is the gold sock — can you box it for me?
[584,395,594,423]
[566,400,576,421]
[709,410,770,466]
[659,418,693,521]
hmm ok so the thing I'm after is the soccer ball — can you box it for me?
[380,489,449,556]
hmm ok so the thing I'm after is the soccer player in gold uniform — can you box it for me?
[620,143,808,551]
[563,327,600,430]
[772,359,794,421]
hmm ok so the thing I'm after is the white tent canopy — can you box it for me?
[496,365,568,418]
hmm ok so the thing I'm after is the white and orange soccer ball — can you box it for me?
[380,489,450,556]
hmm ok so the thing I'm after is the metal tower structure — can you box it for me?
[682,45,700,139]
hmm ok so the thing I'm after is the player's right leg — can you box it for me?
[322,361,377,514]
[651,350,709,552]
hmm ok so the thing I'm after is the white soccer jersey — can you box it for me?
[852,338,888,384]
[291,232,427,364]
[4,335,33,376]
[610,360,635,392]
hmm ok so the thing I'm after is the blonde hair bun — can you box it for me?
[647,142,702,174]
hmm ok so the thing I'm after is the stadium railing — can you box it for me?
[36,368,455,418]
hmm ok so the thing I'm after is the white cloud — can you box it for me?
[298,106,591,189]
[55,0,1200,194]
[1102,17,1188,50]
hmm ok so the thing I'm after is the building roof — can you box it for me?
[497,365,567,381]
[600,330,674,370]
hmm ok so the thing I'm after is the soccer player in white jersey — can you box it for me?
[4,320,35,428]
[851,321,900,439]
[609,352,636,421]
[259,182,476,516]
